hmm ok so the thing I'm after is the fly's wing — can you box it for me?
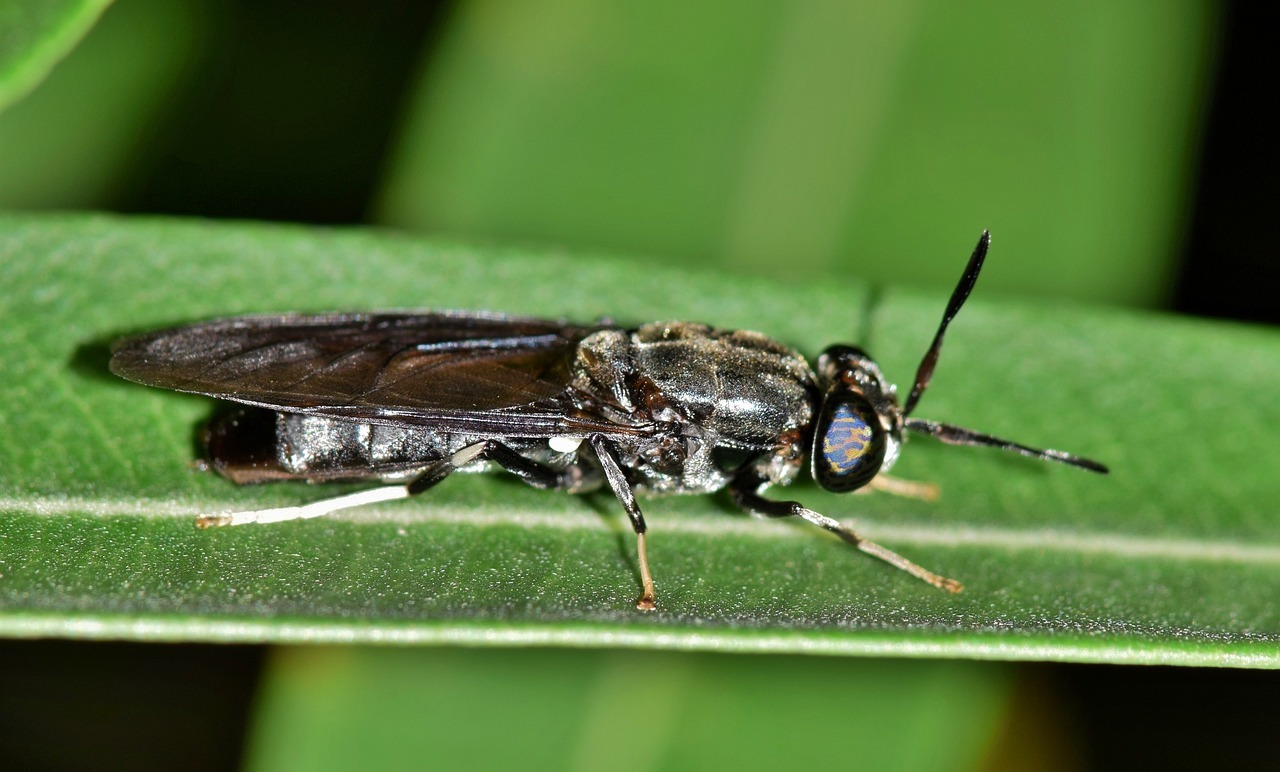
[110,312,622,437]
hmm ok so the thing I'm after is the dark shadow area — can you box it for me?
[577,489,638,584]
[1173,3,1279,325]
[1048,662,1280,772]
[120,0,449,224]
[0,640,265,772]
[68,337,119,384]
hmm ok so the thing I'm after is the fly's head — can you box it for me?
[810,344,904,493]
[809,231,1108,496]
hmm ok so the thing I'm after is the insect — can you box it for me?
[110,231,1106,610]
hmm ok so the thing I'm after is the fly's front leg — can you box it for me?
[198,439,567,528]
[728,472,963,593]
[589,435,657,611]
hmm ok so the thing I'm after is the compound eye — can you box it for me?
[812,394,886,492]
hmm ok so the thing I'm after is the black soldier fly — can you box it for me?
[110,231,1106,610]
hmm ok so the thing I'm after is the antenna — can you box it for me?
[904,418,1109,473]
[902,230,990,416]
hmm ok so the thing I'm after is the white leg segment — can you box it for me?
[197,485,411,528]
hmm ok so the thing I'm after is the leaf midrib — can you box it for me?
[9,492,1280,568]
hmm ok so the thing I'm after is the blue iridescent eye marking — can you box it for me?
[822,402,873,475]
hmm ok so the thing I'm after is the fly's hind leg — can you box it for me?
[406,439,568,495]
[195,485,413,528]
[728,472,962,593]
[198,439,569,528]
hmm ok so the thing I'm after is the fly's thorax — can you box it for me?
[571,322,819,494]
[570,329,637,414]
[628,322,818,446]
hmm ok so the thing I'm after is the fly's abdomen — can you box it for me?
[204,407,456,484]
[203,407,295,484]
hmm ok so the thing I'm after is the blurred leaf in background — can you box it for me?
[0,0,200,208]
[0,0,111,111]
[378,0,1216,306]
[247,649,1011,772]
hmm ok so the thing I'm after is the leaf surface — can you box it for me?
[1,212,1277,667]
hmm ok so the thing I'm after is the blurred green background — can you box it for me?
[2,1,1277,770]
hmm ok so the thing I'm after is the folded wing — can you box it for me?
[111,312,617,435]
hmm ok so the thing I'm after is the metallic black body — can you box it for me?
[118,316,820,495]
[110,232,1107,608]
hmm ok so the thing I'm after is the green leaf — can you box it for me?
[0,0,200,209]
[0,0,112,112]
[244,648,1011,772]
[377,0,1217,307]
[1,212,1277,667]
